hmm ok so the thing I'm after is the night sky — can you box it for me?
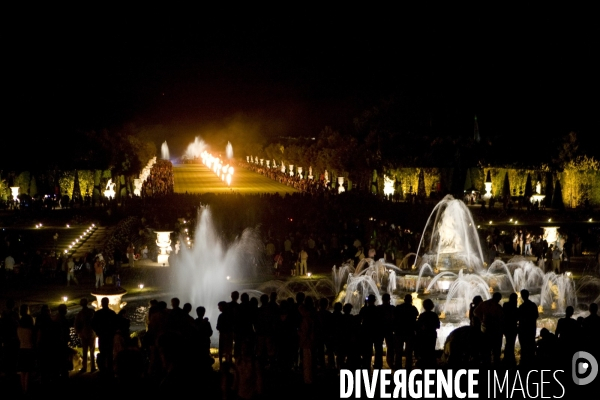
[5,6,599,170]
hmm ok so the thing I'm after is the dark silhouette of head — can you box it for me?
[404,294,413,304]
[196,306,206,318]
[566,306,574,317]
[509,293,518,304]
[260,294,269,305]
[590,303,598,315]
[492,292,502,302]
[231,291,239,302]
[101,297,109,309]
[367,294,376,305]
[80,298,88,307]
[520,289,530,300]
[382,293,391,304]
[423,299,435,312]
[171,298,180,309]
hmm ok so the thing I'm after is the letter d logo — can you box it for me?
[572,351,598,385]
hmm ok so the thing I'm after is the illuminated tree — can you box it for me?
[552,179,565,210]
[502,172,511,201]
[524,173,533,198]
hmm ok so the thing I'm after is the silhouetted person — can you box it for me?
[474,292,504,366]
[583,303,600,356]
[217,301,234,365]
[518,289,538,365]
[555,305,580,364]
[359,294,383,370]
[469,295,484,364]
[315,297,334,369]
[194,306,213,363]
[378,293,395,369]
[502,293,519,367]
[92,297,117,373]
[536,328,558,367]
[393,294,419,370]
[74,298,96,372]
[53,304,71,380]
[416,299,440,368]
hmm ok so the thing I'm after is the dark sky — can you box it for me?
[5,6,599,169]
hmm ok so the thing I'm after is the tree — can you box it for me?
[502,172,511,201]
[524,173,533,198]
[552,179,565,210]
[417,169,426,199]
[544,172,554,208]
[553,131,579,171]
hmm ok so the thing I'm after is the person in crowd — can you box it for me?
[75,298,96,372]
[518,289,539,365]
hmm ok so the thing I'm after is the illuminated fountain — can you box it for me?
[91,285,127,313]
[155,231,173,266]
[289,165,294,177]
[308,166,313,180]
[171,206,264,344]
[298,167,303,179]
[543,227,560,247]
[226,141,233,159]
[332,194,577,349]
[103,179,116,199]
[185,136,207,160]
[483,171,492,203]
[161,141,170,160]
[530,180,545,205]
[133,179,142,196]
[338,177,345,193]
[10,187,19,202]
[383,175,395,197]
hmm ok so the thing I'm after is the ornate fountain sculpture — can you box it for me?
[103,179,116,199]
[156,231,173,266]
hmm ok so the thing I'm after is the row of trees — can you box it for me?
[1,126,157,202]
[241,127,599,207]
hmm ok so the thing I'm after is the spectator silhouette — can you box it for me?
[518,289,539,365]
[92,297,118,373]
[502,293,519,367]
[474,291,504,366]
[416,299,440,368]
[393,294,419,370]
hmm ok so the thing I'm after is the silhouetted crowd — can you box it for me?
[2,289,599,398]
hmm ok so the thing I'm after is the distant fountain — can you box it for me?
[543,227,560,247]
[171,207,265,344]
[185,136,207,159]
[133,179,142,196]
[383,175,395,196]
[155,231,173,266]
[226,141,233,159]
[161,141,170,160]
[10,187,19,202]
[103,179,116,199]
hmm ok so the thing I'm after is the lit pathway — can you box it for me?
[173,163,298,195]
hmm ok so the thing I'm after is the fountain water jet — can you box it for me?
[161,141,170,160]
[171,206,265,344]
